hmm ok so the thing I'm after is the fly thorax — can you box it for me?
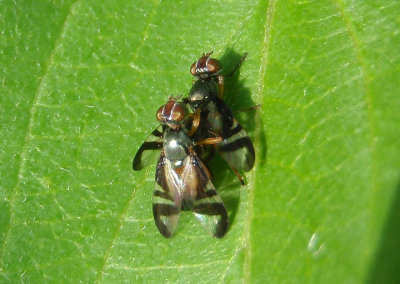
[164,130,192,166]
[188,80,217,109]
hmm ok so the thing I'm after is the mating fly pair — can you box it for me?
[132,52,255,238]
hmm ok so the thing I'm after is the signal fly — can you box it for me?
[132,97,228,238]
[185,51,255,185]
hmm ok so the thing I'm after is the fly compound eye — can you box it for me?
[156,100,175,122]
[156,100,187,124]
[196,55,208,73]
[190,62,197,76]
[206,58,222,74]
[190,53,222,78]
[171,103,187,122]
[156,105,167,122]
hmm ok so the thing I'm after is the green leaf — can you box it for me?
[1,0,399,282]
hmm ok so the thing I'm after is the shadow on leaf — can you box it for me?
[207,47,261,231]
[367,178,400,283]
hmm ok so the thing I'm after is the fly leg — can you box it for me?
[233,104,261,114]
[197,134,246,186]
[217,75,224,98]
[196,136,223,146]
[230,166,245,186]
[188,109,201,136]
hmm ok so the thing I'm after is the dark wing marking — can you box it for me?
[214,98,255,171]
[181,154,228,238]
[193,186,228,238]
[153,154,181,238]
[216,118,255,171]
[132,125,165,171]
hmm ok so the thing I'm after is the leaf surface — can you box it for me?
[1,0,399,282]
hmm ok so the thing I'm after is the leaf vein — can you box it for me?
[332,1,377,185]
[107,260,226,272]
[244,0,277,282]
[0,0,80,267]
[95,1,162,282]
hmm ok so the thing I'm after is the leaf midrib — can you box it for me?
[243,0,277,282]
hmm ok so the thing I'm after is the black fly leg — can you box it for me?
[233,104,261,114]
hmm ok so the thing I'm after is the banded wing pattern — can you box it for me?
[193,185,228,238]
[187,52,255,176]
[153,153,181,238]
[133,95,236,237]
[182,153,228,238]
[213,97,255,172]
[153,148,228,238]
[133,125,165,171]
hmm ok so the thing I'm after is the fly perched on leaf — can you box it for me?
[185,51,255,185]
[132,97,228,238]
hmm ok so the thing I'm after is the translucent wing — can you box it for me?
[132,125,165,171]
[181,154,228,238]
[153,154,182,238]
[214,98,255,171]
[193,185,228,238]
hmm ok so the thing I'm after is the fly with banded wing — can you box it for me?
[132,97,228,238]
[184,51,256,185]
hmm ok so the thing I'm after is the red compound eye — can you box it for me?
[190,53,222,77]
[156,105,166,122]
[156,99,187,123]
[196,55,208,72]
[190,62,197,76]
[206,58,221,74]
[171,103,187,122]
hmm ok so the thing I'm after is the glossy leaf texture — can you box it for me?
[1,0,399,282]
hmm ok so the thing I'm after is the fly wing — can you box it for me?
[133,125,165,171]
[153,153,182,238]
[214,98,255,171]
[182,154,228,238]
[193,185,228,238]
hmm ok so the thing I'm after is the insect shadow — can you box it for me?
[220,48,268,168]
[205,47,259,228]
[367,176,400,283]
